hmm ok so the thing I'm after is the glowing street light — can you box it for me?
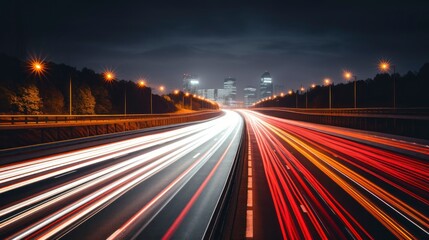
[104,71,115,82]
[379,60,397,109]
[185,92,193,110]
[288,90,293,95]
[174,89,184,108]
[280,92,285,97]
[28,58,46,77]
[343,70,358,108]
[324,78,333,109]
[324,78,331,86]
[138,80,145,87]
[104,70,127,115]
[159,86,165,93]
[300,86,307,108]
[379,60,390,72]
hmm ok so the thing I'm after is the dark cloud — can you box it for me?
[1,0,429,99]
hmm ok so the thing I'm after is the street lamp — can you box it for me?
[104,71,115,82]
[174,89,183,108]
[29,58,46,77]
[379,60,396,109]
[324,78,332,109]
[104,70,127,115]
[185,92,192,110]
[138,80,153,114]
[300,86,307,108]
[344,71,357,108]
[287,90,294,108]
[310,83,316,107]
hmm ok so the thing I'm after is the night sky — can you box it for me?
[2,1,429,99]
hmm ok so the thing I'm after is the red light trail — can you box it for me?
[240,110,429,239]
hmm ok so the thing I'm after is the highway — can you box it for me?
[240,110,429,239]
[0,110,244,239]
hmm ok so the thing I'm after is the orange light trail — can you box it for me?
[240,110,429,239]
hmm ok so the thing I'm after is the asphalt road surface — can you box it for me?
[239,110,429,239]
[0,110,244,239]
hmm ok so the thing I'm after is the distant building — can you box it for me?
[244,86,257,107]
[197,89,217,101]
[223,77,237,106]
[216,88,229,105]
[182,74,199,94]
[260,71,273,99]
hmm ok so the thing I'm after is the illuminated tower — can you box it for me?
[182,74,199,94]
[223,77,237,106]
[260,71,273,99]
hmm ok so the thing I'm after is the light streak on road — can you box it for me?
[0,110,244,239]
[240,110,429,239]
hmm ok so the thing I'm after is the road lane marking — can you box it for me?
[246,210,254,238]
[247,190,253,207]
[192,153,200,158]
[246,139,253,239]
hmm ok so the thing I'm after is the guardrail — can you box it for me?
[252,107,429,117]
[0,112,213,125]
[0,111,222,149]
[254,107,429,139]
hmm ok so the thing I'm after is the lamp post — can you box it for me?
[174,89,184,108]
[309,83,316,108]
[29,58,54,113]
[287,90,294,108]
[344,71,357,108]
[185,92,192,110]
[138,80,152,114]
[379,60,396,109]
[300,86,306,108]
[104,70,127,115]
[324,78,332,109]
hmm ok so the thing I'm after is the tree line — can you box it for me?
[256,63,429,109]
[0,54,217,115]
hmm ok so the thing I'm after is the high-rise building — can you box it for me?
[182,74,199,94]
[216,88,228,105]
[197,89,217,101]
[223,77,237,106]
[244,86,257,107]
[260,71,273,99]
